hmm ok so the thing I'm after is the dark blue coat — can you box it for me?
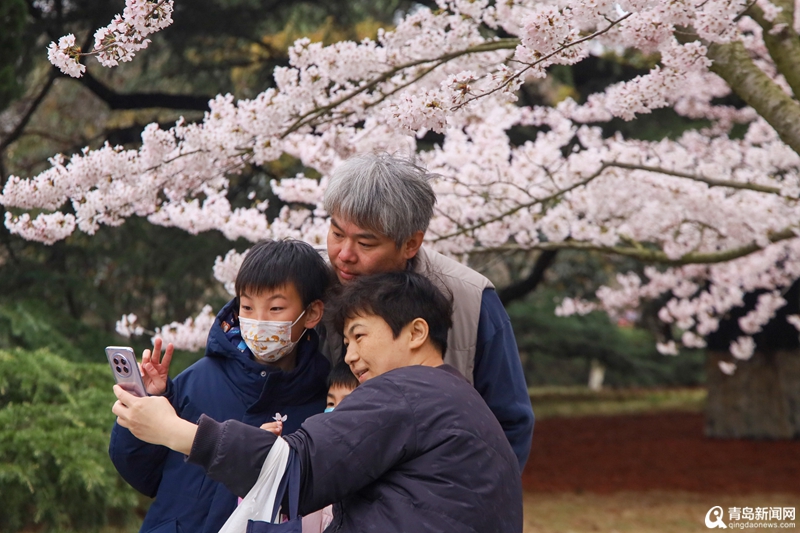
[189,364,523,533]
[109,299,330,533]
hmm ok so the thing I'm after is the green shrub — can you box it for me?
[0,348,142,532]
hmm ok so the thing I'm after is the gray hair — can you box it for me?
[324,153,437,246]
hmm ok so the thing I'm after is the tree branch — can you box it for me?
[606,162,785,195]
[744,1,800,102]
[704,37,800,157]
[477,227,798,266]
[281,39,519,137]
[79,70,212,111]
[431,164,608,243]
[498,250,558,305]
[454,12,632,110]
[431,160,789,245]
[102,121,175,146]
[0,71,57,153]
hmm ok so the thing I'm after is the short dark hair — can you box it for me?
[327,360,359,390]
[328,271,453,355]
[235,240,333,306]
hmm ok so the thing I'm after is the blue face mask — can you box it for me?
[324,407,334,413]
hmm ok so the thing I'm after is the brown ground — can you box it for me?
[522,412,800,494]
[522,492,800,533]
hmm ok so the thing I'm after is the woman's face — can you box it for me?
[342,313,412,383]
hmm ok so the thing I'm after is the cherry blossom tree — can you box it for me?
[5,0,800,437]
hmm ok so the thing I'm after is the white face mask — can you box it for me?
[238,310,306,363]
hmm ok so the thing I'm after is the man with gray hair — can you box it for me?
[322,152,535,470]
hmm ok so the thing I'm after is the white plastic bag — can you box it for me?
[217,436,290,533]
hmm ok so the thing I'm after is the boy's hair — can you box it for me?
[235,239,333,306]
[327,359,359,390]
[329,271,453,355]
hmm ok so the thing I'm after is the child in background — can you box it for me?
[262,360,359,434]
[110,239,333,533]
[261,360,359,532]
[325,359,360,412]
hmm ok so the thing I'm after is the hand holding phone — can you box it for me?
[106,346,148,397]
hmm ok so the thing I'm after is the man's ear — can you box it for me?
[401,230,425,261]
[302,300,325,329]
[407,318,429,350]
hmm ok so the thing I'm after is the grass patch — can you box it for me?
[530,386,707,419]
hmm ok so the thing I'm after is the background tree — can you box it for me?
[4,0,800,438]
[0,0,422,359]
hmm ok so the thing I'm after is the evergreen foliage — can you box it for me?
[0,348,141,532]
[0,0,28,111]
[508,289,705,388]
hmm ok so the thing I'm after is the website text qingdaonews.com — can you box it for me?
[728,523,797,529]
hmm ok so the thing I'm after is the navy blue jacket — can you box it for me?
[318,288,534,471]
[109,299,330,533]
[190,365,523,533]
[474,289,535,469]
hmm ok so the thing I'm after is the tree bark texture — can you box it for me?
[705,349,800,439]
[746,1,800,100]
[704,282,800,439]
[706,39,800,157]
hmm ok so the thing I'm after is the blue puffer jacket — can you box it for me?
[109,299,330,533]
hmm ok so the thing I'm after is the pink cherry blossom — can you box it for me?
[6,0,798,355]
[47,0,174,77]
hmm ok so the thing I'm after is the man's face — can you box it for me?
[343,313,410,383]
[327,216,417,283]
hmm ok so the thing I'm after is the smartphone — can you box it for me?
[106,346,148,397]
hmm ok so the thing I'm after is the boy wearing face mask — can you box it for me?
[109,239,332,533]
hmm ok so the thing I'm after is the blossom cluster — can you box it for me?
[47,34,85,78]
[47,0,174,77]
[6,0,800,361]
[115,313,145,338]
[151,305,216,352]
[213,249,247,296]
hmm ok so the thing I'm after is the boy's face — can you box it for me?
[343,313,411,383]
[239,283,307,342]
[327,384,355,410]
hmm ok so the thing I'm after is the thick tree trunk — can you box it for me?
[705,349,800,439]
[704,281,800,439]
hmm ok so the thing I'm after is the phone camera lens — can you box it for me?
[116,366,122,373]
[113,357,119,364]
